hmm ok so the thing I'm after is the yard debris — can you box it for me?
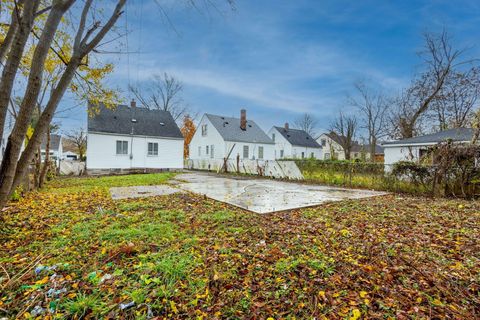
[30,305,45,317]
[1,173,479,319]
[34,265,56,274]
[119,301,135,310]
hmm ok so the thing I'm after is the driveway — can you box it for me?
[174,172,387,213]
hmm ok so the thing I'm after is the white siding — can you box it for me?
[189,115,275,161]
[316,133,346,160]
[87,132,183,169]
[268,127,322,159]
[384,145,422,166]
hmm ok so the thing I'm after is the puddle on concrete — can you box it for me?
[174,173,388,214]
[110,185,181,200]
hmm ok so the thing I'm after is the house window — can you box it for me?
[210,145,214,159]
[258,146,264,159]
[311,152,314,158]
[116,140,128,155]
[321,139,326,147]
[324,153,331,160]
[148,142,158,156]
[280,150,284,158]
[198,146,201,156]
[243,145,249,159]
[301,152,305,159]
[201,124,208,136]
[272,133,275,142]
[206,145,209,154]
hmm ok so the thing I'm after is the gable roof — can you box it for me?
[383,128,474,146]
[41,134,61,151]
[273,126,321,148]
[205,113,274,144]
[88,103,183,139]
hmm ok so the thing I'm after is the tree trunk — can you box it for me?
[0,0,25,64]
[0,1,38,154]
[11,61,79,195]
[9,0,126,198]
[370,137,376,162]
[39,127,50,188]
[33,146,41,188]
[0,4,69,208]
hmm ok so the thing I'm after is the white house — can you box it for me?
[189,109,275,162]
[383,128,474,166]
[316,132,348,160]
[41,134,63,166]
[267,123,322,159]
[87,101,184,171]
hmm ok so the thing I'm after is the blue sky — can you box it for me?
[57,0,480,137]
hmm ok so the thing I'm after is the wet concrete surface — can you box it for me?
[110,185,182,200]
[174,173,388,214]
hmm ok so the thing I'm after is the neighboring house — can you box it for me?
[316,132,349,160]
[41,134,63,166]
[383,128,474,166]
[87,101,184,171]
[267,123,322,159]
[189,109,275,161]
[316,132,383,161]
[362,144,385,162]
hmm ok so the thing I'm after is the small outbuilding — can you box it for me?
[382,128,474,165]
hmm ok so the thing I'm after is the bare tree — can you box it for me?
[129,72,188,121]
[430,68,480,130]
[66,128,87,160]
[331,112,357,160]
[390,31,463,139]
[294,113,318,137]
[350,81,389,161]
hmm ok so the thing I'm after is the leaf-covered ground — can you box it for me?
[1,173,479,319]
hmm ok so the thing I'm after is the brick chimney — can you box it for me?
[284,122,289,130]
[130,99,136,108]
[240,109,247,130]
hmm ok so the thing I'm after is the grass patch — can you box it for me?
[44,172,175,193]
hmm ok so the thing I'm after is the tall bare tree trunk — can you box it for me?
[39,127,50,188]
[0,3,72,207]
[0,1,37,156]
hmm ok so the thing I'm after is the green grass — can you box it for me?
[44,172,175,193]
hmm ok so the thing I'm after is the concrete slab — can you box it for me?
[175,173,387,213]
[110,185,181,200]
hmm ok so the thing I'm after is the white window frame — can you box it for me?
[258,146,264,159]
[116,140,128,155]
[201,124,207,136]
[147,142,158,156]
[243,145,249,159]
[206,145,209,155]
[210,145,214,159]
[280,150,284,158]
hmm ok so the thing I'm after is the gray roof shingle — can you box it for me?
[205,114,274,144]
[383,128,474,146]
[88,103,183,139]
[274,126,321,148]
[41,134,61,151]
